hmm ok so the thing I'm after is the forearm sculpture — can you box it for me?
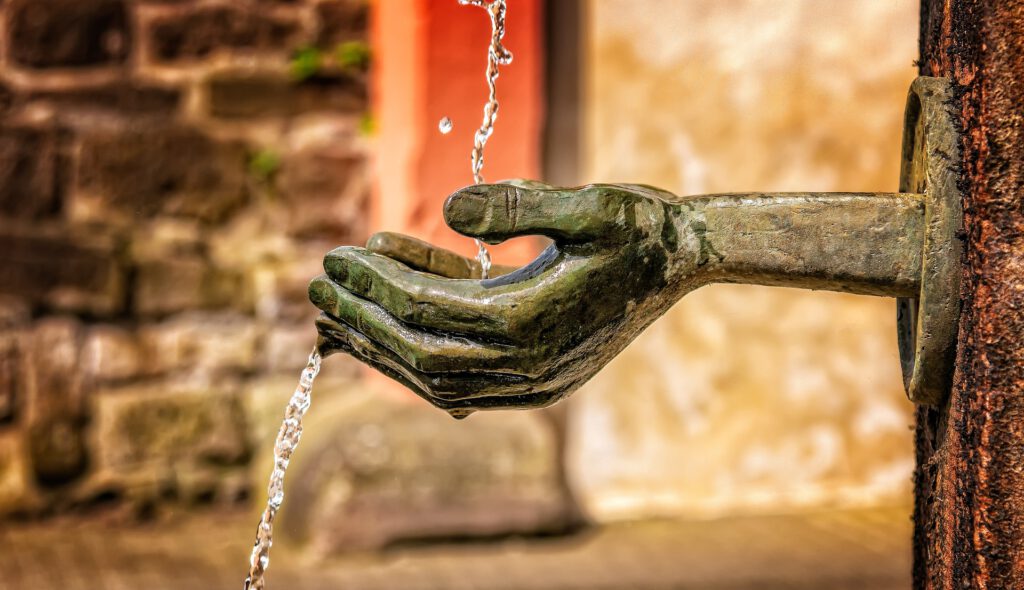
[309,77,963,415]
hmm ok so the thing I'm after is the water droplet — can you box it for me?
[448,408,475,420]
[438,116,453,134]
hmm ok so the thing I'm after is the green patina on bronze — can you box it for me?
[308,77,962,415]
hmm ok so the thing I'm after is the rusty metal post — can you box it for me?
[914,1,1024,588]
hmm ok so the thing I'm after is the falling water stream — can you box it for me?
[242,348,321,590]
[242,2,511,588]
[448,0,513,279]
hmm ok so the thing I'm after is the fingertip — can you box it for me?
[365,232,394,253]
[444,184,503,238]
[324,245,363,282]
[308,275,339,311]
[441,189,469,224]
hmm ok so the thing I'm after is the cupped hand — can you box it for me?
[309,182,703,414]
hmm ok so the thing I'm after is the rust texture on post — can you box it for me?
[915,1,1024,589]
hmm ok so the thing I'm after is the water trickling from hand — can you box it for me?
[242,347,321,590]
[242,4,513,586]
[445,0,512,279]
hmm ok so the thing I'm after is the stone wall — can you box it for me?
[0,0,926,533]
[0,0,370,516]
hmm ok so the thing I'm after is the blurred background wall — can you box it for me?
[0,0,373,515]
[566,0,921,521]
[0,0,920,546]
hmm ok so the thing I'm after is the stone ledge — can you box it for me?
[252,384,578,554]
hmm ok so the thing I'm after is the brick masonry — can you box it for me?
[0,0,371,516]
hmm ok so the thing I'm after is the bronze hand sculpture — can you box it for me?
[311,182,924,413]
[309,77,963,413]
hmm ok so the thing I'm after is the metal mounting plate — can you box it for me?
[896,77,964,406]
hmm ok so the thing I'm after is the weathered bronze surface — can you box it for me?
[309,77,962,414]
[895,77,963,406]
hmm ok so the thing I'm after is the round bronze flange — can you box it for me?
[896,77,964,406]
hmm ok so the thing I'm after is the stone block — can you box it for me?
[7,0,131,68]
[0,433,38,516]
[249,255,329,322]
[130,218,203,260]
[0,332,20,423]
[138,312,261,376]
[82,325,141,383]
[315,1,369,48]
[28,83,181,124]
[133,256,244,317]
[257,386,577,553]
[145,5,304,63]
[77,126,249,223]
[207,71,367,119]
[276,135,369,238]
[0,223,125,316]
[0,296,31,330]
[260,324,317,373]
[28,415,88,487]
[23,318,88,486]
[0,82,14,115]
[0,300,29,424]
[0,125,67,221]
[91,383,250,479]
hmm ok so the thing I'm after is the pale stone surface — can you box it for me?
[252,384,575,553]
[261,323,319,372]
[276,124,370,237]
[89,384,249,489]
[23,317,89,484]
[82,325,141,383]
[569,0,919,520]
[129,219,203,260]
[0,432,37,515]
[138,312,262,377]
[133,255,245,316]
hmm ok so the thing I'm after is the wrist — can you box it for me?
[675,192,924,297]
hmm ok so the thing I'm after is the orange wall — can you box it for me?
[371,0,544,265]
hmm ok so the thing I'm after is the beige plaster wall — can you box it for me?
[567,0,921,520]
